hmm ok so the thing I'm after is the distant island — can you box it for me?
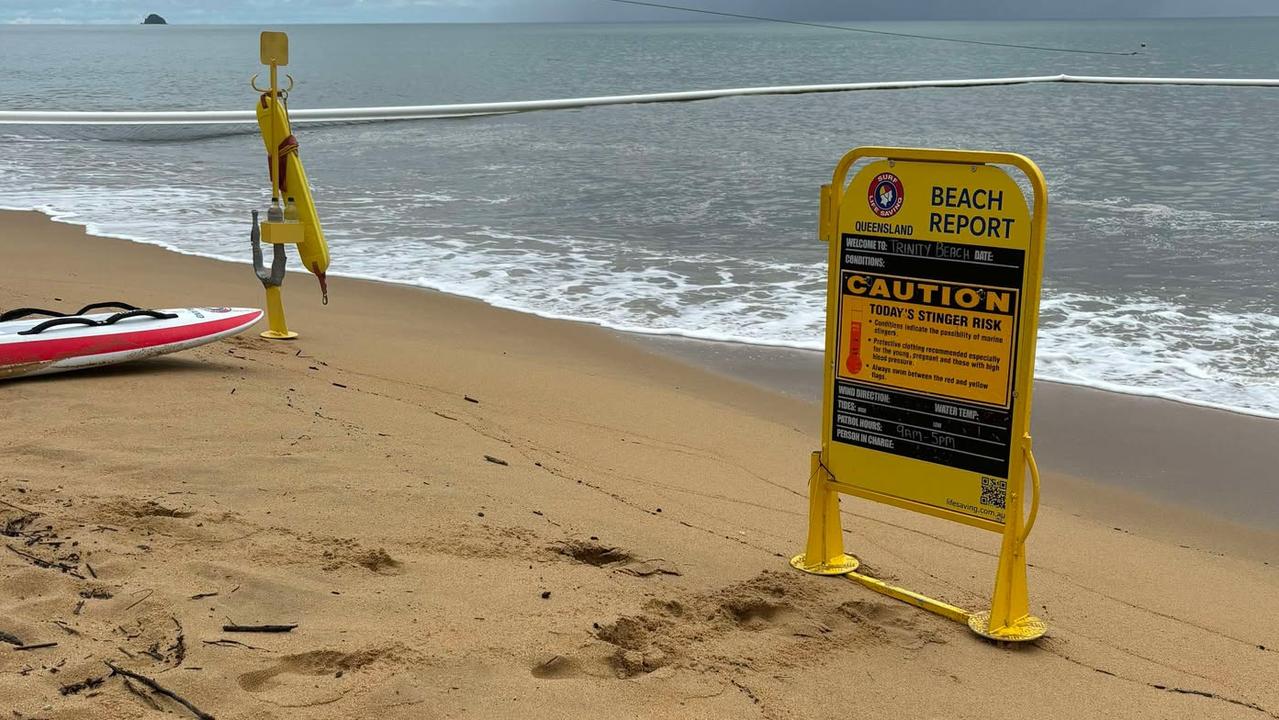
[141,13,167,25]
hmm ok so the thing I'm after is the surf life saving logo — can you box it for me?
[868,172,905,218]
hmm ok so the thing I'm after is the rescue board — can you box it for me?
[0,306,262,380]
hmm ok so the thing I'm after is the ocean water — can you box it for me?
[1,20,1277,417]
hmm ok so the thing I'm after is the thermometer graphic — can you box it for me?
[845,303,864,375]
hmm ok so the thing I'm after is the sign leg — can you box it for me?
[261,285,298,340]
[969,465,1045,642]
[791,451,860,575]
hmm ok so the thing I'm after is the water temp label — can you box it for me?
[832,234,1024,477]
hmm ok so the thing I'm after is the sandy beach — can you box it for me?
[2,208,1277,719]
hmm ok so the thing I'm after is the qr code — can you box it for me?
[980,477,1007,509]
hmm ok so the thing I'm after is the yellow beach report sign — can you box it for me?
[831,157,1037,521]
[796,146,1049,642]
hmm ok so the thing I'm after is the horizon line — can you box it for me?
[6,14,1279,26]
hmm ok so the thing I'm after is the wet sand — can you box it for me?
[2,209,1277,719]
[631,335,1279,531]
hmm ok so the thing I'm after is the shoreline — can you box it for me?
[7,203,1277,423]
[4,206,1276,531]
[5,206,1277,530]
[3,209,1278,719]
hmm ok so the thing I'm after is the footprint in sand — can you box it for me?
[720,596,792,629]
[586,569,947,679]
[237,647,400,707]
[838,598,947,649]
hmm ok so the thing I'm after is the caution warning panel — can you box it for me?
[834,236,1023,476]
[822,154,1045,526]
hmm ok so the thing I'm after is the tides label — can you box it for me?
[832,233,1024,477]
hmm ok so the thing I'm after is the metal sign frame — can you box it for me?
[793,146,1048,642]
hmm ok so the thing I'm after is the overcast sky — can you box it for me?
[5,0,1279,25]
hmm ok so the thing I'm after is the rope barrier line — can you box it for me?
[2,74,1277,126]
[600,0,1140,57]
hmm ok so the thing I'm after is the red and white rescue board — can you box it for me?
[0,307,263,380]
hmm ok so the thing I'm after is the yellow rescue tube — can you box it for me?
[256,94,330,279]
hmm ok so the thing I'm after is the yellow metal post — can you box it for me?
[260,30,288,205]
[254,31,301,340]
[969,151,1050,643]
[268,59,278,201]
[790,452,859,575]
[250,29,329,332]
[792,179,858,576]
[260,285,297,340]
[968,433,1046,642]
[262,47,286,340]
[844,570,971,624]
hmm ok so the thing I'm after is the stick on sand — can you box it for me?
[105,661,214,720]
[221,623,297,633]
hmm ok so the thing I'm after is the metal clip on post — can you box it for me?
[250,210,297,339]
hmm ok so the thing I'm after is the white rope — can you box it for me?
[2,74,1277,125]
